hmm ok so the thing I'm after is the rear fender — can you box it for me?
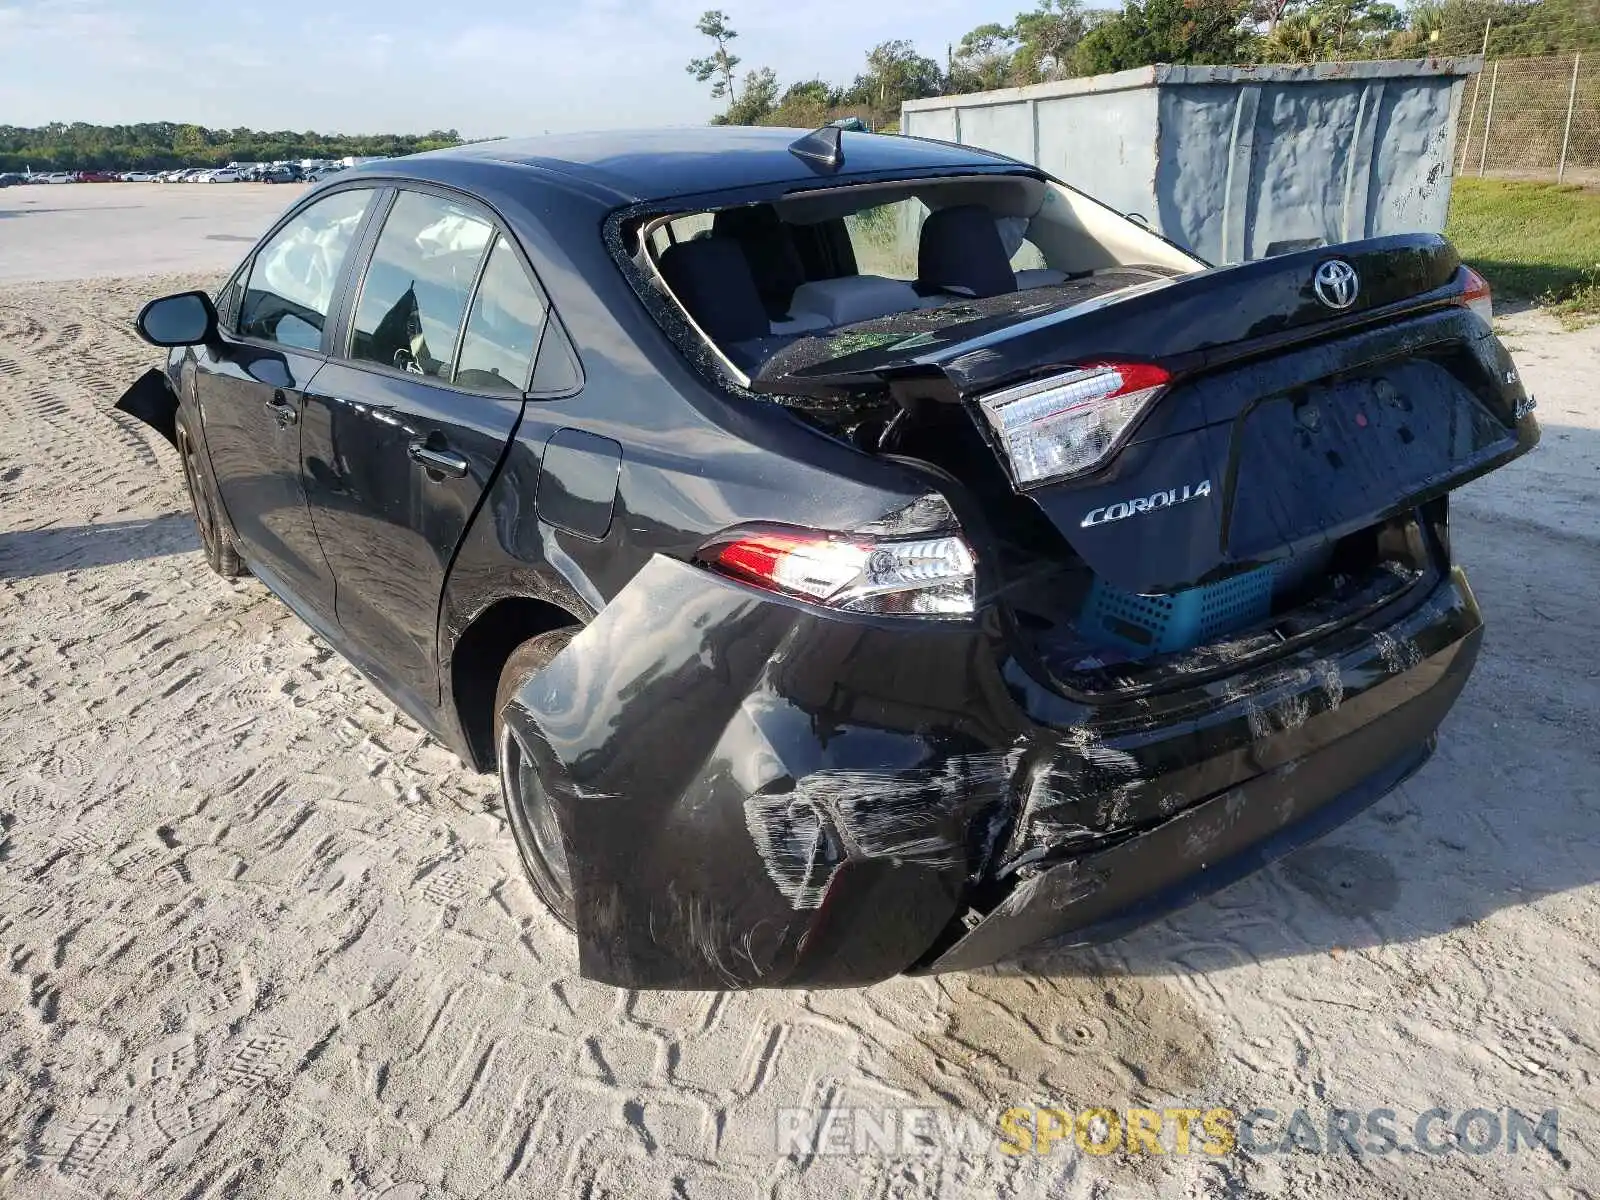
[115,367,179,449]
[500,554,1026,989]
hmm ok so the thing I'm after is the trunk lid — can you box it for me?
[750,234,1464,399]
[751,235,1537,595]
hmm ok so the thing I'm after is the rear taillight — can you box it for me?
[699,526,977,618]
[1460,266,1493,325]
[977,362,1171,488]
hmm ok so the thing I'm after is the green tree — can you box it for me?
[0,122,466,173]
[1318,0,1405,50]
[687,10,742,111]
[780,79,838,108]
[1253,0,1295,32]
[760,79,845,129]
[720,67,781,125]
[950,23,1020,92]
[1074,0,1254,74]
[1261,9,1322,57]
[1012,0,1090,81]
[845,40,944,113]
[173,124,208,157]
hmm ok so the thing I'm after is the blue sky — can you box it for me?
[0,0,1032,135]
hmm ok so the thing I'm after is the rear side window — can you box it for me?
[239,188,373,350]
[453,237,547,393]
[350,191,493,378]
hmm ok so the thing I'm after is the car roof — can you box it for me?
[355,126,1025,204]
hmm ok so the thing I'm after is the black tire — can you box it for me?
[494,627,580,928]
[175,415,245,578]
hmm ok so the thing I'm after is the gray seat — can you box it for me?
[916,205,1018,299]
[657,237,770,343]
[712,205,809,321]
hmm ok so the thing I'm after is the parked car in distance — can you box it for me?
[116,127,1538,990]
[78,170,119,183]
[121,171,157,183]
[38,171,79,184]
[0,172,22,187]
[259,165,303,184]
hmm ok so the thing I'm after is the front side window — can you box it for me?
[350,191,493,378]
[239,188,373,350]
[453,237,548,393]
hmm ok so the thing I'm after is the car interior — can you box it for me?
[636,174,1204,376]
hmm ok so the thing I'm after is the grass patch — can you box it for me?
[1445,179,1600,327]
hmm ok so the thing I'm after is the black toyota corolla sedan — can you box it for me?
[117,126,1537,989]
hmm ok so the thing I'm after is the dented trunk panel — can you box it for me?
[751,234,1464,402]
[1019,310,1535,594]
[752,239,1534,597]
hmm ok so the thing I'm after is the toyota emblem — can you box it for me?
[1313,259,1360,310]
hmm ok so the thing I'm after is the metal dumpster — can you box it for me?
[901,59,1481,264]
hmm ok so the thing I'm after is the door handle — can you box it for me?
[408,439,469,479]
[265,389,298,427]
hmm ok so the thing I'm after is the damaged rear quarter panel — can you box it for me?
[501,555,1026,989]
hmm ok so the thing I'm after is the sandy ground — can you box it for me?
[1,191,1598,1198]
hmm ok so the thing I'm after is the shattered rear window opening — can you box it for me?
[753,271,1179,382]
[622,171,1204,389]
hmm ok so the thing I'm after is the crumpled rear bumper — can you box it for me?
[503,554,1482,990]
[917,667,1457,973]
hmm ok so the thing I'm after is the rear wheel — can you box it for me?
[176,416,245,579]
[494,628,579,928]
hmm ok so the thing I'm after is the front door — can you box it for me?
[301,191,548,706]
[197,186,378,618]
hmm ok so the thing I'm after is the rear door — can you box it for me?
[197,185,379,618]
[301,187,551,707]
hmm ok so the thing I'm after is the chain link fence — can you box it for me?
[1456,53,1599,184]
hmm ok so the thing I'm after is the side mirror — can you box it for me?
[136,290,218,347]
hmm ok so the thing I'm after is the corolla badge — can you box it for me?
[1313,259,1360,310]
[1081,480,1212,528]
